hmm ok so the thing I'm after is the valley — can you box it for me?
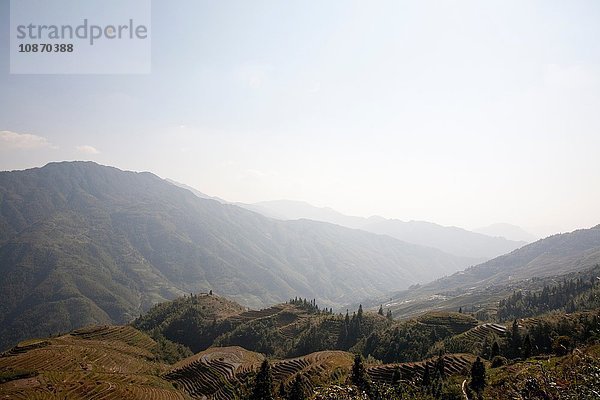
[1,287,599,399]
[0,162,472,351]
[0,162,599,399]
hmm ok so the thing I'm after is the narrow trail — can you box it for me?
[462,379,469,400]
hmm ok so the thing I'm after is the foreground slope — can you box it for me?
[166,346,475,400]
[0,323,477,400]
[0,161,469,350]
[2,304,598,399]
[0,326,186,400]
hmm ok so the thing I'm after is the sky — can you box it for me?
[1,0,600,236]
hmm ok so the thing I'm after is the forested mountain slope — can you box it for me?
[0,161,470,350]
[375,226,600,319]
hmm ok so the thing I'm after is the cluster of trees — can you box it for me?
[216,303,392,358]
[361,318,463,364]
[481,311,600,362]
[245,354,473,400]
[288,298,333,314]
[497,266,600,321]
[346,353,482,400]
[215,318,288,355]
[377,305,393,320]
[291,304,392,357]
[339,305,368,348]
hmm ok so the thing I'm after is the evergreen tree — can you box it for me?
[470,357,486,396]
[481,336,490,359]
[386,309,393,320]
[378,305,384,316]
[421,364,431,387]
[431,369,444,398]
[250,359,274,400]
[278,382,287,399]
[391,367,402,384]
[522,334,532,358]
[350,353,371,394]
[435,352,445,379]
[510,320,522,359]
[288,374,305,400]
[491,341,500,359]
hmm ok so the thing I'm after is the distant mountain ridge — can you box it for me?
[165,178,228,204]
[0,161,471,350]
[236,199,526,260]
[429,225,600,290]
[473,222,538,242]
[240,199,381,228]
[375,224,600,319]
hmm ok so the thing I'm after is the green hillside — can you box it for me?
[368,227,600,320]
[0,161,471,350]
[1,302,598,399]
[133,294,392,358]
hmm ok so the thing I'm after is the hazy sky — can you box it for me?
[1,0,600,235]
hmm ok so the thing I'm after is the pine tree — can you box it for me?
[250,359,274,400]
[481,336,490,359]
[391,367,402,384]
[278,382,287,399]
[378,305,384,316]
[288,374,305,400]
[491,341,500,358]
[435,352,445,379]
[510,320,522,359]
[421,364,431,387]
[470,357,486,395]
[522,334,532,358]
[386,309,393,320]
[350,353,371,394]
[431,369,443,398]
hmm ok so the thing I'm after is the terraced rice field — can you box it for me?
[166,346,264,400]
[271,351,353,394]
[442,322,508,355]
[166,346,475,400]
[417,312,479,335]
[0,324,480,400]
[70,325,158,351]
[0,337,158,375]
[0,371,186,400]
[166,348,353,400]
[366,353,476,384]
[224,304,315,344]
[0,325,183,400]
[462,323,507,341]
[227,305,286,323]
